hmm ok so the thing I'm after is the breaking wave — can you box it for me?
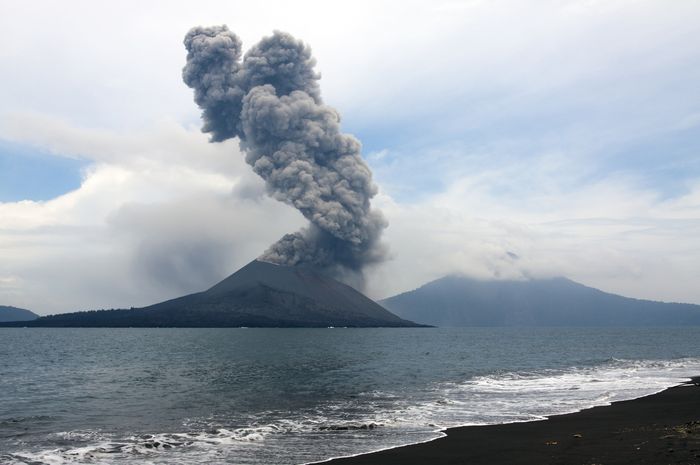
[3,356,699,465]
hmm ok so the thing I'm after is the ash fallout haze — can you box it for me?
[0,0,699,314]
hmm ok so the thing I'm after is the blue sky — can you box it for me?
[1,0,699,313]
[0,141,88,202]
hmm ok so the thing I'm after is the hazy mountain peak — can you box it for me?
[0,306,39,322]
[381,275,700,327]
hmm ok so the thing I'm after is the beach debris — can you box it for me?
[545,440,558,445]
[319,422,380,431]
[573,433,583,438]
[661,421,700,439]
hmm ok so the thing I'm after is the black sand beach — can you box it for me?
[324,377,700,465]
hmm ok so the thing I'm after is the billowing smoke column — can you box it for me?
[182,26,387,284]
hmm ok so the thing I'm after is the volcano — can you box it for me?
[9,260,421,328]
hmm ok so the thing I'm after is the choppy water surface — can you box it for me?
[1,327,699,464]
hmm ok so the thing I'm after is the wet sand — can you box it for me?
[323,377,700,465]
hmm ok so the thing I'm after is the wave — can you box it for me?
[4,357,699,465]
[417,357,700,427]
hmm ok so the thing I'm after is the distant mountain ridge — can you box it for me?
[0,306,39,322]
[2,260,421,328]
[381,275,700,327]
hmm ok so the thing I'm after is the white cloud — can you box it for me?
[2,0,697,131]
[0,117,305,314]
[2,114,698,314]
[1,0,699,313]
[364,165,700,305]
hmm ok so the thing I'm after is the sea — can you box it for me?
[1,327,699,465]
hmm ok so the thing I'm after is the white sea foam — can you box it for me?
[406,357,700,429]
[4,357,699,465]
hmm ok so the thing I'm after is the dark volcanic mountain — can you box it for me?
[0,306,39,322]
[6,260,420,328]
[381,275,700,327]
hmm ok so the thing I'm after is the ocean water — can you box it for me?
[1,327,699,465]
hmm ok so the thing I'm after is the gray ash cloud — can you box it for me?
[183,25,387,284]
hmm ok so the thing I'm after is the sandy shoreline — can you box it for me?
[321,377,700,465]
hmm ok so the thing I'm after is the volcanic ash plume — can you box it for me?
[182,26,387,283]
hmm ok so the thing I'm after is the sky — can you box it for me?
[1,0,699,315]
